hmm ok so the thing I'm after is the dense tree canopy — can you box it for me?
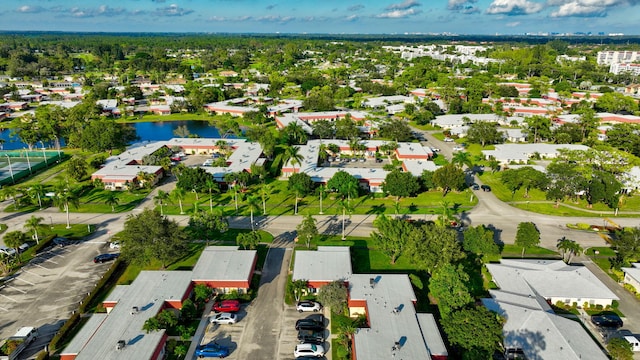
[120,209,188,268]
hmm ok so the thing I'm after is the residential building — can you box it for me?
[622,263,640,293]
[483,259,614,360]
[63,246,258,359]
[91,138,265,188]
[281,139,435,192]
[482,144,590,165]
[292,246,448,360]
[192,246,257,294]
[61,271,193,360]
[292,246,352,289]
[610,63,640,76]
[598,51,640,65]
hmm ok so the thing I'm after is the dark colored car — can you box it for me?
[297,329,324,345]
[93,253,120,263]
[591,314,623,329]
[481,184,491,192]
[295,315,325,331]
[213,299,240,313]
[53,237,72,247]
[195,343,229,358]
[471,183,480,190]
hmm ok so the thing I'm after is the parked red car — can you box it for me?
[213,299,240,313]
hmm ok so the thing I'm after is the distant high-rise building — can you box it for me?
[597,50,640,65]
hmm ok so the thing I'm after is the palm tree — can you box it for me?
[317,184,327,215]
[154,190,170,216]
[2,187,18,210]
[4,231,27,263]
[224,173,239,213]
[348,137,361,157]
[437,200,455,228]
[205,179,220,214]
[24,215,44,244]
[274,144,304,174]
[452,151,473,169]
[344,180,359,206]
[105,192,120,212]
[339,199,354,240]
[215,140,230,158]
[54,189,79,229]
[285,145,304,173]
[29,184,45,209]
[260,183,272,215]
[171,187,186,214]
[557,237,583,264]
[246,195,260,231]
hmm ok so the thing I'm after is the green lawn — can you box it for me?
[158,180,478,217]
[116,229,272,285]
[586,247,625,282]
[501,244,560,258]
[479,171,640,217]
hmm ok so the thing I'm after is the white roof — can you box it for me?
[351,274,437,360]
[192,246,257,282]
[64,271,193,360]
[97,99,118,109]
[292,246,352,282]
[402,160,438,176]
[622,263,640,283]
[487,259,618,303]
[483,297,608,360]
[483,144,590,163]
[432,113,503,128]
[363,95,412,108]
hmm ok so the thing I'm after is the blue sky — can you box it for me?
[1,0,639,35]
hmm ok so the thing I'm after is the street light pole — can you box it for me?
[24,149,32,173]
[5,154,14,184]
[40,142,48,166]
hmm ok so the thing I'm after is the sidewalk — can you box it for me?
[185,297,215,359]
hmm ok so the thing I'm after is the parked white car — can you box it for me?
[210,312,237,325]
[296,301,323,313]
[0,246,16,257]
[294,343,325,357]
[443,137,454,142]
[109,241,120,249]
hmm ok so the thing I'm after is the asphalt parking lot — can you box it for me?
[0,240,117,358]
[199,304,330,360]
[277,308,329,360]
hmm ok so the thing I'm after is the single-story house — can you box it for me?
[622,263,640,293]
[483,259,614,360]
[482,144,590,165]
[62,271,193,360]
[192,246,257,294]
[292,246,352,289]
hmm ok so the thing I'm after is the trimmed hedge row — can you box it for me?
[79,258,124,313]
[48,313,80,352]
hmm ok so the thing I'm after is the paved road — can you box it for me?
[234,247,291,359]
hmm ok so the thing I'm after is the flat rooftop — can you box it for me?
[292,246,352,283]
[192,246,257,282]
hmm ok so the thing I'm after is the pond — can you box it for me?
[0,120,234,150]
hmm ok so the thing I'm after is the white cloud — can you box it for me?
[154,4,194,17]
[486,0,544,15]
[506,21,521,26]
[256,15,295,23]
[66,5,126,18]
[547,0,638,17]
[16,5,44,13]
[345,14,359,21]
[385,0,421,10]
[376,8,422,18]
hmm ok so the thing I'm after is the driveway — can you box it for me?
[231,247,292,359]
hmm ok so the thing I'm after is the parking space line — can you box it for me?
[22,269,44,278]
[15,277,35,286]
[33,263,49,270]
[0,306,8,312]
[45,258,59,265]
[0,294,18,302]
[6,286,26,294]
[55,294,82,303]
